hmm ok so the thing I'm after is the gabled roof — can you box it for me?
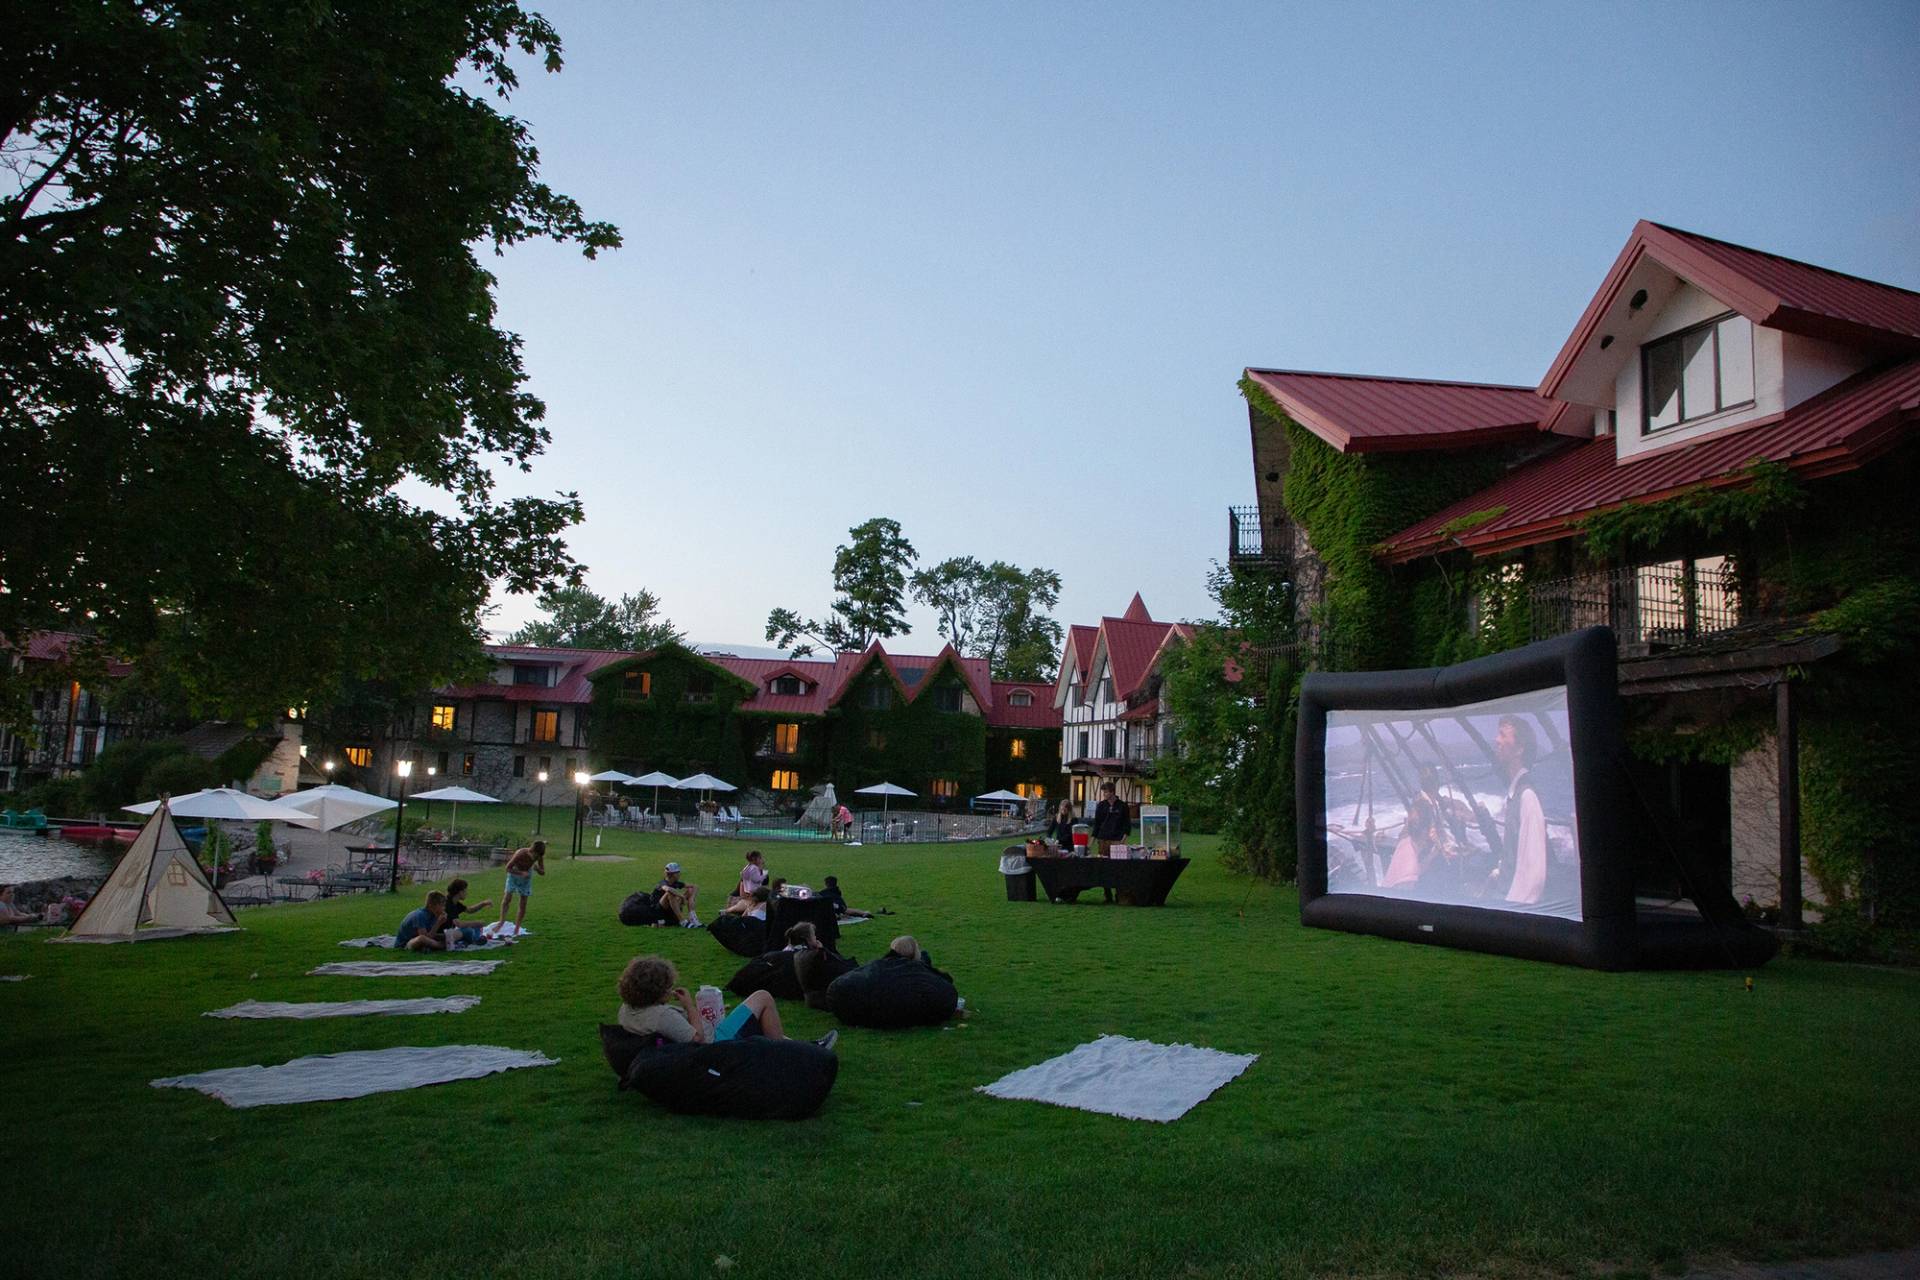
[1381,356,1920,561]
[1541,221,1920,403]
[443,646,633,703]
[1066,626,1097,680]
[1121,593,1152,622]
[1244,368,1556,454]
[14,631,133,677]
[986,681,1058,729]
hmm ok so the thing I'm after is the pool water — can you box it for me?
[0,828,119,883]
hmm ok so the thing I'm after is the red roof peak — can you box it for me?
[1121,593,1152,623]
[1244,367,1555,455]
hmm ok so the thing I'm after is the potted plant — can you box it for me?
[250,821,278,875]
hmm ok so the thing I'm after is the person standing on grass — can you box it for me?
[1089,782,1129,903]
[1047,799,1077,851]
[397,891,449,951]
[498,839,545,931]
[616,954,835,1050]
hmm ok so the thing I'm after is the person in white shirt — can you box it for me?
[1489,715,1548,906]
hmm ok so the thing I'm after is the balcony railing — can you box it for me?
[1228,505,1290,566]
[1529,559,1742,650]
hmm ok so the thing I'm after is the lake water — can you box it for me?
[0,828,119,883]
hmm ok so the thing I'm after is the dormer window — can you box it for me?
[1642,312,1754,434]
[1008,690,1033,708]
[512,665,550,687]
[771,675,805,696]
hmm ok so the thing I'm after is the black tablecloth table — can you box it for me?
[1026,856,1189,906]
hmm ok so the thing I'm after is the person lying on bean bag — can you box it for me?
[788,921,858,1010]
[824,934,958,1028]
[708,886,771,955]
[729,923,857,1003]
[600,953,837,1118]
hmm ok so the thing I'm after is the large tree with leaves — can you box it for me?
[0,1,618,727]
[766,517,917,657]
[507,586,683,651]
[910,557,1063,681]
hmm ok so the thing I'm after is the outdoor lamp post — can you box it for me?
[536,770,549,835]
[324,760,335,776]
[571,769,590,860]
[423,765,437,826]
[390,759,414,893]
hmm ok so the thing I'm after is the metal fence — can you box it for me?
[1529,558,1742,648]
[1228,505,1292,566]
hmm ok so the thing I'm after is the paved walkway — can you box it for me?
[1682,1247,1920,1280]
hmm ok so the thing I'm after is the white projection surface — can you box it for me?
[1323,686,1582,921]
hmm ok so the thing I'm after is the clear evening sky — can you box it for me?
[473,0,1920,654]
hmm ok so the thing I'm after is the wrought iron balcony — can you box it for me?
[1228,505,1290,567]
[1529,558,1742,651]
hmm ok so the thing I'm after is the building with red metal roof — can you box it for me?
[368,638,1062,809]
[1234,219,1920,925]
[1053,594,1194,810]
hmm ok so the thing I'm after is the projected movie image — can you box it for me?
[1322,686,1582,920]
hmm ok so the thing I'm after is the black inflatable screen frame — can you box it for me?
[1297,626,1773,970]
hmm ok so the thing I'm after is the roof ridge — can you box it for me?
[1245,366,1540,393]
[1651,222,1920,300]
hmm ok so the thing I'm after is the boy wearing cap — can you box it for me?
[655,861,699,928]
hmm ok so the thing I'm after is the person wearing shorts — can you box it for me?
[498,840,546,931]
[615,954,835,1051]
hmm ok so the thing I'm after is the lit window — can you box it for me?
[774,723,800,754]
[770,769,800,791]
[430,704,456,732]
[1009,690,1033,707]
[462,753,476,776]
[1071,777,1085,804]
[1642,313,1754,433]
[344,746,372,768]
[531,710,558,743]
[1009,738,1027,759]
[623,670,651,697]
[930,779,958,799]
[1015,782,1046,799]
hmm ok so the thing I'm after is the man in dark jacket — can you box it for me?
[1089,782,1129,902]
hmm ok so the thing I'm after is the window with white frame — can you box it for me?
[1642,312,1754,434]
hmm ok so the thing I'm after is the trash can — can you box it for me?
[999,851,1035,902]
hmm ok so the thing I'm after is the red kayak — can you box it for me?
[60,824,138,842]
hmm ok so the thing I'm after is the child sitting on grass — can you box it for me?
[616,954,835,1050]
[396,891,449,952]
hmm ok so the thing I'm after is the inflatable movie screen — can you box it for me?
[1297,628,1776,970]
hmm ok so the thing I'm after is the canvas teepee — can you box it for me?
[67,804,236,940]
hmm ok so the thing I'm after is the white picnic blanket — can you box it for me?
[339,935,514,951]
[0,975,29,982]
[309,959,502,977]
[153,1045,556,1108]
[205,996,481,1019]
[976,1035,1258,1123]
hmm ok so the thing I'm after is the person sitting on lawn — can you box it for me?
[736,850,768,901]
[721,885,771,921]
[0,886,46,927]
[396,891,449,952]
[497,840,545,932]
[817,875,876,919]
[656,861,699,927]
[441,878,491,946]
[616,954,834,1050]
[786,921,840,1010]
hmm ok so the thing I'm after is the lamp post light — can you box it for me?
[571,769,590,860]
[324,760,336,776]
[536,770,549,835]
[390,759,414,893]
[423,765,437,827]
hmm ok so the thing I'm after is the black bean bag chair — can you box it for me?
[618,891,673,927]
[727,949,802,1000]
[825,954,959,1028]
[708,913,767,957]
[598,1024,837,1119]
[794,946,859,1009]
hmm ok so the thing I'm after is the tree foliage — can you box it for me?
[0,1,618,729]
[506,586,683,652]
[767,518,917,657]
[910,557,1064,681]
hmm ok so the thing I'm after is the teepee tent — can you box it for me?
[68,804,236,940]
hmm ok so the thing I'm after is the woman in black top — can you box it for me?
[1048,800,1077,850]
[443,877,493,946]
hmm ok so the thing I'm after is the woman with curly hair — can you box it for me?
[615,954,835,1050]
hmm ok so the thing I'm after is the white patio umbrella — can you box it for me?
[407,785,499,833]
[629,770,679,814]
[674,773,736,795]
[854,781,916,838]
[125,787,320,827]
[266,783,397,832]
[974,788,1025,815]
[588,770,636,784]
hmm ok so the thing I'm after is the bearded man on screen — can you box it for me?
[1489,715,1548,906]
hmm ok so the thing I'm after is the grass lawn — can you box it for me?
[4,824,1918,1280]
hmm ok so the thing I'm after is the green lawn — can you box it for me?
[4,827,1917,1280]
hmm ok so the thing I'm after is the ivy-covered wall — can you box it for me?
[586,647,757,782]
[984,726,1063,798]
[824,663,987,805]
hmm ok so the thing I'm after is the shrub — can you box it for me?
[84,739,188,810]
[141,753,216,800]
